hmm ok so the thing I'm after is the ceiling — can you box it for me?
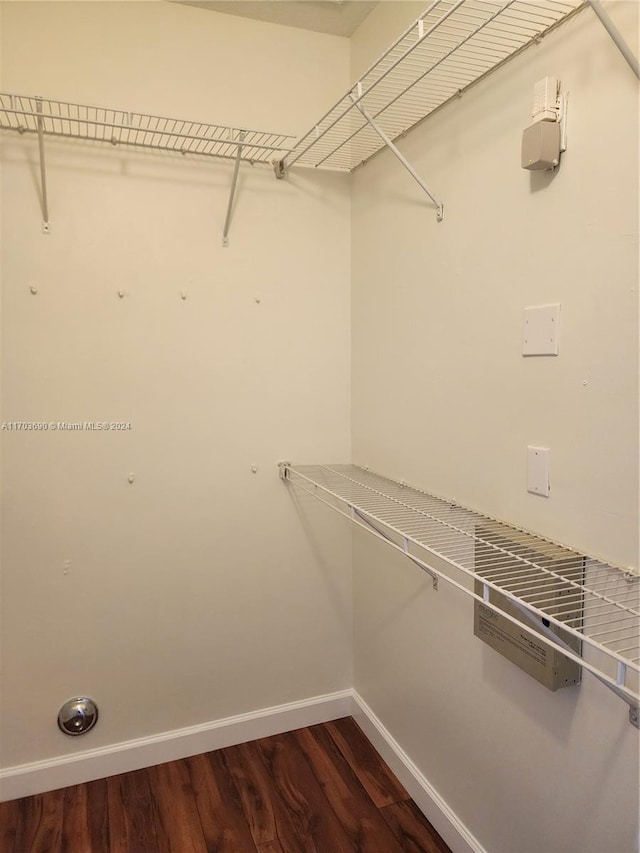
[173,1,379,37]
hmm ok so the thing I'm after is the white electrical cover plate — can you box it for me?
[523,304,560,356]
[527,446,550,497]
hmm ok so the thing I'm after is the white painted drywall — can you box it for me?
[351,3,639,852]
[0,1,352,771]
[2,3,639,849]
[351,0,424,83]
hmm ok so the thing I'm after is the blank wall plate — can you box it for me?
[527,446,550,497]
[523,304,560,356]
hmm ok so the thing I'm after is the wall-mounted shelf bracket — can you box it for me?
[222,131,246,248]
[348,89,443,222]
[558,91,569,154]
[587,0,640,79]
[273,158,286,179]
[511,596,640,727]
[278,461,291,480]
[35,97,50,233]
[353,505,438,590]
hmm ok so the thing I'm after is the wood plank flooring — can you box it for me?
[0,716,451,853]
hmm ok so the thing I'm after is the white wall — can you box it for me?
[0,1,352,772]
[351,0,424,82]
[351,3,639,853]
[2,3,639,849]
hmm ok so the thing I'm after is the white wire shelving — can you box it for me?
[0,93,294,164]
[281,463,640,721]
[277,0,588,221]
[282,0,585,175]
[0,93,295,243]
[2,3,635,231]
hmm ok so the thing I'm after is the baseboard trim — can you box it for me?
[2,685,484,853]
[0,688,353,802]
[351,691,487,853]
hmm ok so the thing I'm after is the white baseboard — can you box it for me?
[0,688,353,803]
[351,691,487,853]
[2,685,482,853]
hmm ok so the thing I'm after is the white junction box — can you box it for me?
[523,303,560,356]
[533,76,559,122]
[527,446,550,497]
[521,77,564,170]
[521,120,561,170]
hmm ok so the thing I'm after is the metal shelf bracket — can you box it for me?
[512,596,640,726]
[587,0,640,79]
[222,130,246,248]
[35,97,50,233]
[278,461,291,480]
[348,89,444,222]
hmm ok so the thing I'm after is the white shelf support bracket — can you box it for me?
[351,504,439,590]
[222,130,246,248]
[587,0,640,79]
[278,461,291,480]
[558,91,569,153]
[35,98,50,233]
[511,598,640,727]
[348,92,444,222]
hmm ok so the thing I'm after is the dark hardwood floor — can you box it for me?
[0,716,451,853]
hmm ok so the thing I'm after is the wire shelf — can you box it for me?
[282,464,640,707]
[284,0,585,172]
[0,93,295,164]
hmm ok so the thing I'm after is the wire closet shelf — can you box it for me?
[281,464,640,708]
[283,0,584,173]
[0,93,295,164]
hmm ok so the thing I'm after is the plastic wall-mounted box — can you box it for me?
[533,76,559,122]
[473,524,583,691]
[521,120,561,170]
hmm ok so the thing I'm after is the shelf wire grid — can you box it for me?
[283,464,640,704]
[284,0,585,172]
[0,93,295,164]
